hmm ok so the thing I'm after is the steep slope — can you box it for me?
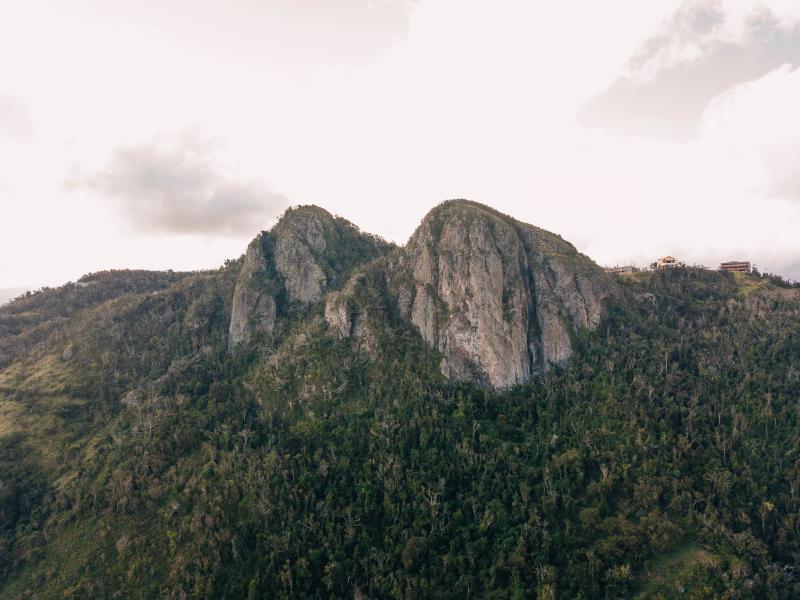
[228,237,278,349]
[395,201,535,388]
[330,200,617,387]
[229,205,393,352]
[0,270,190,368]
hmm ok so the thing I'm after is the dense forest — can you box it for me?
[1,255,800,598]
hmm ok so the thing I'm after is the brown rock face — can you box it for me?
[392,200,616,387]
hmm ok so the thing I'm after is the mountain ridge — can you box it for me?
[2,201,800,598]
[228,199,616,388]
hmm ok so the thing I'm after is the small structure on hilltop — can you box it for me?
[720,261,751,273]
[605,265,635,275]
[657,256,678,269]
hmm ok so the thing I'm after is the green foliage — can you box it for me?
[1,267,800,598]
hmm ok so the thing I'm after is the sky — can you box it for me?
[1,0,800,291]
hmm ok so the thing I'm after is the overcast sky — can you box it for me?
[1,0,800,290]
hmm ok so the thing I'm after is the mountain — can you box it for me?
[229,205,394,351]
[328,200,616,387]
[1,201,800,599]
[228,200,614,389]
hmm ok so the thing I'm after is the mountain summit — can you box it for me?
[229,200,615,387]
[228,205,393,351]
[388,200,616,387]
[309,200,614,387]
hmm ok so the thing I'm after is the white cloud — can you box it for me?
[701,63,800,143]
[581,0,800,139]
[626,0,800,82]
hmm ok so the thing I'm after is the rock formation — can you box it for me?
[272,208,329,305]
[389,200,617,387]
[233,200,615,386]
[395,203,533,387]
[229,206,393,352]
[228,236,277,351]
[324,274,379,357]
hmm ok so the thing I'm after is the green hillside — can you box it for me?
[1,244,799,598]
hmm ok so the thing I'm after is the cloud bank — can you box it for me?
[580,0,800,139]
[1,1,798,287]
[82,135,287,236]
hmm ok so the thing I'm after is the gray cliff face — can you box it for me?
[391,200,617,387]
[233,200,614,387]
[229,205,393,352]
[399,206,533,387]
[228,236,277,351]
[520,226,607,370]
[273,211,328,305]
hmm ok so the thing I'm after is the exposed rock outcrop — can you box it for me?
[233,200,614,386]
[273,209,329,305]
[324,274,379,358]
[388,200,617,387]
[229,206,393,352]
[228,236,277,351]
[396,204,533,387]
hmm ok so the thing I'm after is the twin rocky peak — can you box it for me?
[229,200,617,388]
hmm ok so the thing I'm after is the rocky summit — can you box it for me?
[389,200,616,387]
[227,200,616,387]
[228,205,393,353]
